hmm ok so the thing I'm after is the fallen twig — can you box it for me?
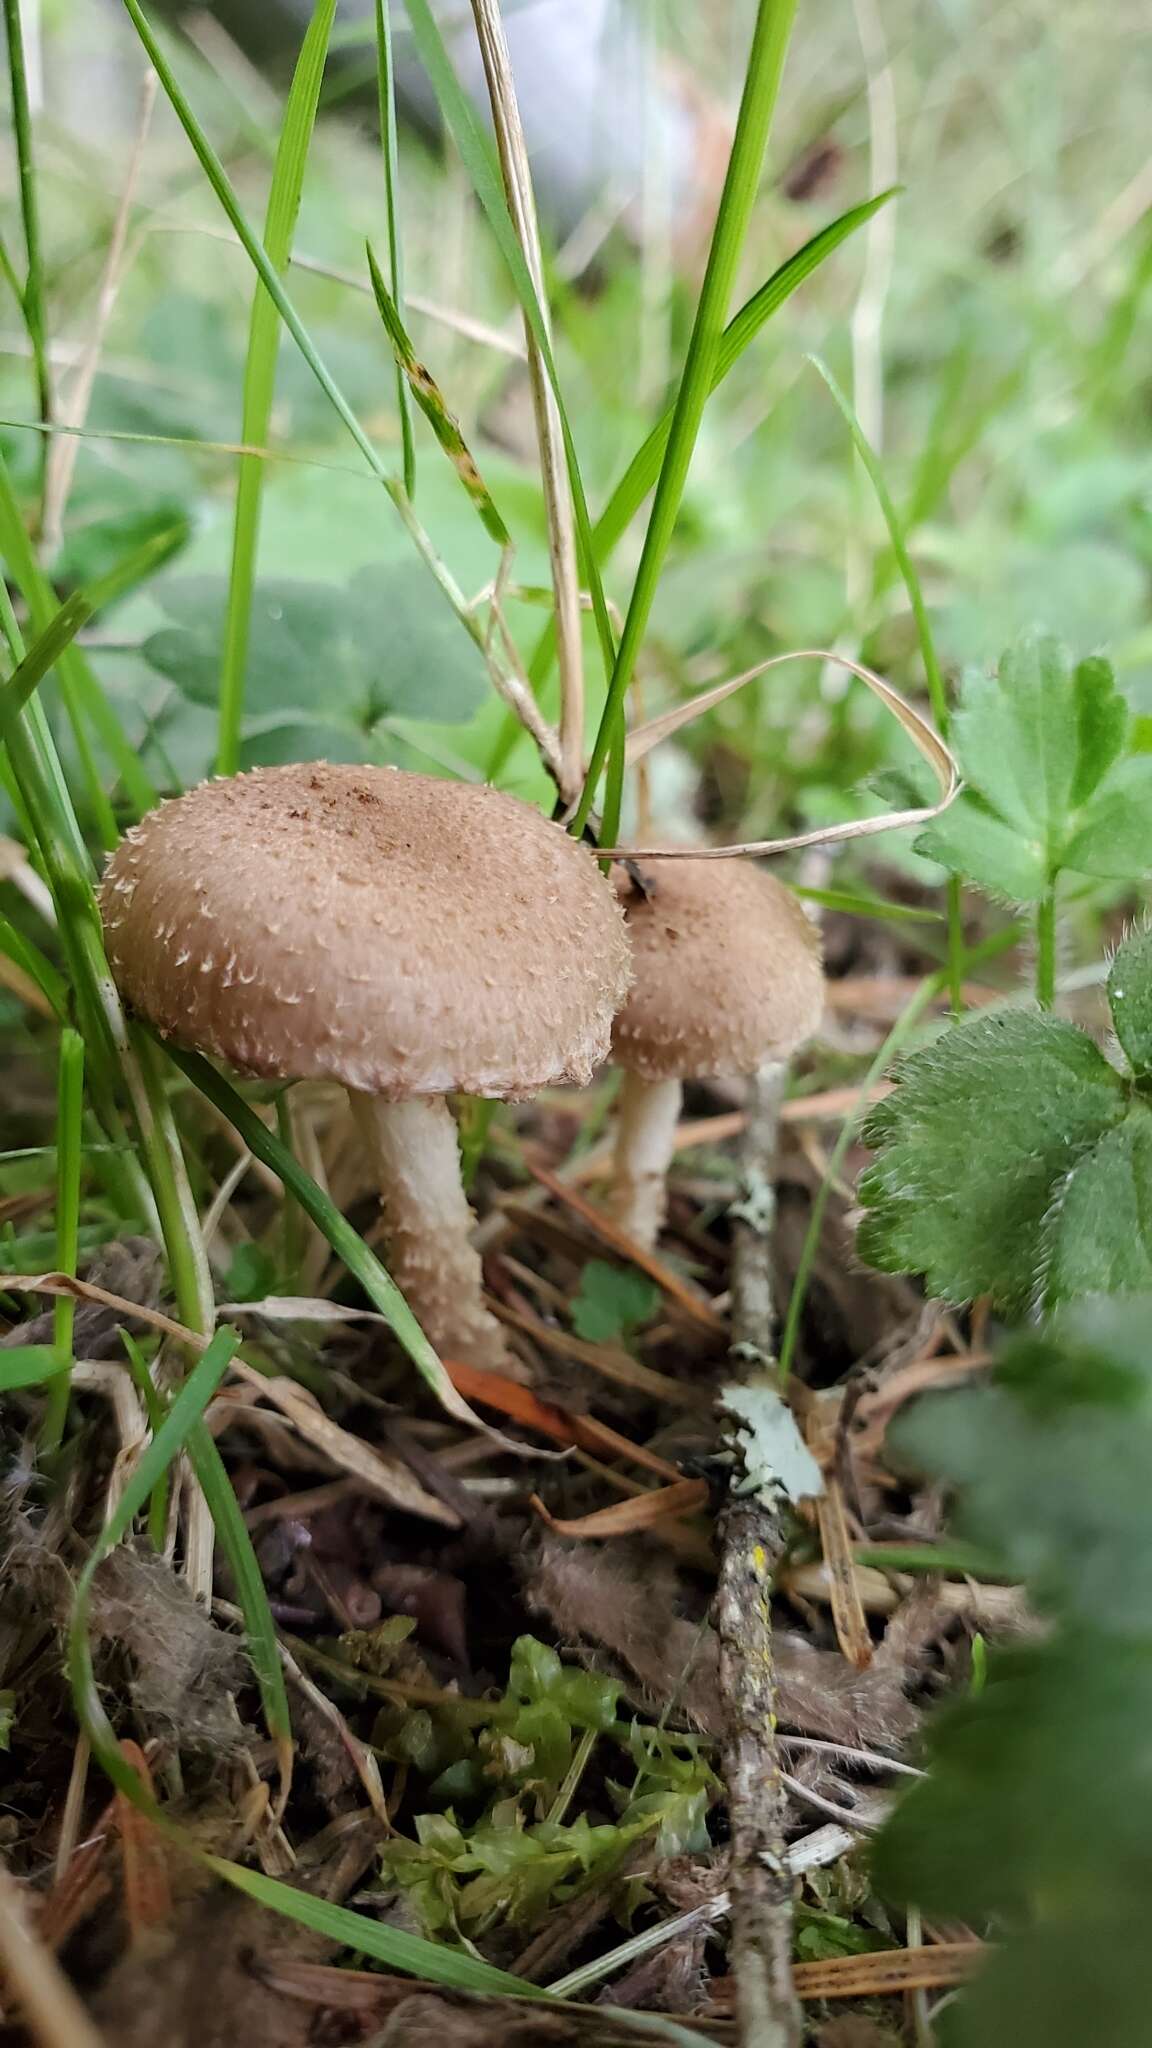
[713,1062,803,2047]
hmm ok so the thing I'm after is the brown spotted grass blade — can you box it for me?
[365,248,511,546]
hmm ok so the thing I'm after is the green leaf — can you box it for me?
[916,792,1048,902]
[1107,926,1152,1076]
[1042,1109,1152,1306]
[889,1309,1152,1631]
[857,1009,1126,1313]
[147,568,487,729]
[570,1260,661,1344]
[951,1913,1152,2048]
[875,1301,1152,2046]
[1062,756,1152,879]
[953,640,1115,851]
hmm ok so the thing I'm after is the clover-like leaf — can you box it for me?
[914,637,1142,899]
[145,562,488,735]
[857,1009,1127,1314]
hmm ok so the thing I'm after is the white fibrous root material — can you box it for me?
[358,1094,510,1371]
[606,1072,684,1249]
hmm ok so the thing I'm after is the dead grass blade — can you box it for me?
[791,1941,984,1998]
[812,1470,874,1671]
[491,1298,708,1407]
[530,1477,709,1539]
[114,1740,172,1943]
[603,648,957,860]
[520,1157,724,1334]
[0,1863,106,2048]
[443,1356,684,1479]
[275,1638,390,1827]
[224,1359,461,1528]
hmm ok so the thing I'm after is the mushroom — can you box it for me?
[607,857,824,1247]
[99,762,630,1368]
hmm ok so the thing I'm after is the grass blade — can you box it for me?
[401,0,616,683]
[186,1425,294,1772]
[170,1045,510,1437]
[808,353,964,1011]
[485,189,896,784]
[0,453,159,832]
[67,1327,241,1769]
[809,355,947,733]
[216,0,337,776]
[374,0,415,496]
[574,0,800,845]
[197,1862,549,1996]
[0,1346,67,1391]
[121,1330,170,1551]
[602,193,896,570]
[0,525,185,737]
[366,245,510,544]
[2,0,51,494]
[41,1028,85,1451]
[0,913,66,1018]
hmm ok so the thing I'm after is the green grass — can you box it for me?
[216,0,337,775]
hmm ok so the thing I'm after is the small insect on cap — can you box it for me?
[99,762,631,1099]
[611,857,824,1081]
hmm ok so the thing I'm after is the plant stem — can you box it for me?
[574,0,799,844]
[375,0,415,497]
[468,0,585,804]
[947,875,965,1014]
[1036,887,1057,1009]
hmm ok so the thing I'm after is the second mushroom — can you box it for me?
[606,857,824,1248]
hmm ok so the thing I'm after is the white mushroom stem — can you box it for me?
[356,1094,510,1371]
[607,1071,684,1249]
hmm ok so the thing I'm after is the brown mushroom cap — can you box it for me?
[100,763,630,1098]
[611,858,823,1080]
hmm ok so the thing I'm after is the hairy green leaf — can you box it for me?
[857,1009,1126,1313]
[1042,1110,1152,1305]
[876,1302,1152,2045]
[1107,924,1152,1075]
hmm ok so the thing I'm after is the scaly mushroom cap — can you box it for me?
[611,857,823,1080]
[100,763,631,1098]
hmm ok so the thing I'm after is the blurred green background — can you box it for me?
[3,0,1152,854]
